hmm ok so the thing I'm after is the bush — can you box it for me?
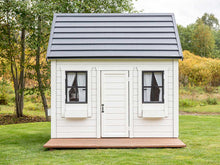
[179,99,199,107]
[0,93,8,105]
[0,80,10,105]
[206,97,218,105]
[179,51,220,86]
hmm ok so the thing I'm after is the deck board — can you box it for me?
[44,138,186,148]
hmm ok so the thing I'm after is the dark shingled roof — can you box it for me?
[47,13,183,59]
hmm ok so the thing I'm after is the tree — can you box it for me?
[0,0,32,117]
[212,30,220,58]
[192,20,215,57]
[178,24,195,52]
[199,13,219,30]
[51,0,135,13]
[26,0,136,120]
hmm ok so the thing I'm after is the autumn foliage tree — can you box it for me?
[192,20,215,57]
[0,0,135,119]
[0,0,32,117]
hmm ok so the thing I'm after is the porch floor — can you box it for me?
[44,138,186,149]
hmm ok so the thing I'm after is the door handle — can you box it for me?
[101,104,104,113]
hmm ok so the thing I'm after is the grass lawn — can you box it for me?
[0,104,45,117]
[0,116,220,165]
[180,104,220,114]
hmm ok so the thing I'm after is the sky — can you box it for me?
[133,0,220,26]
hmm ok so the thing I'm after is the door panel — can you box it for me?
[101,71,129,137]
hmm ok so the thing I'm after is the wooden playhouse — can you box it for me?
[44,13,186,148]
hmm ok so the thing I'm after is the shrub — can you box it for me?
[179,99,199,107]
[206,97,218,105]
[0,93,8,105]
[179,51,220,86]
[0,80,10,105]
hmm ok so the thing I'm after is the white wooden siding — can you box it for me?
[51,60,57,138]
[53,59,178,138]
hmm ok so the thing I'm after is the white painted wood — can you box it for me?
[143,110,165,118]
[96,69,101,138]
[173,60,179,137]
[129,70,134,137]
[101,71,129,137]
[87,69,92,117]
[52,59,177,138]
[65,105,88,118]
[164,71,169,117]
[61,70,65,117]
[47,109,51,117]
[142,104,165,118]
[51,60,57,138]
[137,67,142,117]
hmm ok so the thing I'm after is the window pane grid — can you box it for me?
[142,71,164,103]
[66,71,87,104]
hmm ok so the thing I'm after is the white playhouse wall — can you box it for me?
[50,59,179,138]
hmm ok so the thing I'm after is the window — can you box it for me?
[142,71,164,103]
[66,71,87,103]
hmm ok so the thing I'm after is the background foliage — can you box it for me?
[0,0,136,118]
[0,3,220,119]
[179,51,220,86]
[178,13,220,58]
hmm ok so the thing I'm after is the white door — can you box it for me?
[101,71,129,137]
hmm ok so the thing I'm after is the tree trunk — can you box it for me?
[6,10,22,118]
[17,27,26,117]
[5,0,25,118]
[36,16,49,121]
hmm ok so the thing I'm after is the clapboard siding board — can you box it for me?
[53,59,177,138]
[47,13,183,59]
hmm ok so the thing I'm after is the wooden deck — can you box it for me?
[44,138,186,149]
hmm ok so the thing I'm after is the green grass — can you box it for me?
[0,116,220,165]
[0,103,45,117]
[180,104,220,114]
[179,86,220,113]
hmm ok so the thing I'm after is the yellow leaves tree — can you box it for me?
[192,20,215,57]
[179,51,220,86]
